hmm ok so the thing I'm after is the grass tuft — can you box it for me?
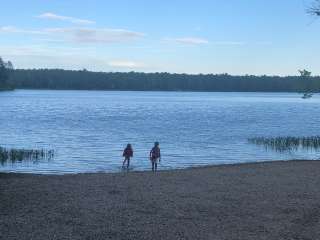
[0,147,54,163]
[248,136,320,152]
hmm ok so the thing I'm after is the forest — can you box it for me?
[7,68,320,92]
[0,58,13,90]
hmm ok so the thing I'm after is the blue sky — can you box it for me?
[0,0,319,75]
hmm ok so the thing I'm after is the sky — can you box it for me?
[0,0,319,75]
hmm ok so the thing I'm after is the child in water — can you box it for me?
[122,144,133,169]
[150,142,161,172]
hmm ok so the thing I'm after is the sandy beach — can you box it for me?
[1,160,320,240]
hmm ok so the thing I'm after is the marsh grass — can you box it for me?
[0,147,54,164]
[248,136,320,152]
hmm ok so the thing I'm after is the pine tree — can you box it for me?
[0,57,8,88]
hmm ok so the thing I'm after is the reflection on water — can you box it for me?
[0,90,320,174]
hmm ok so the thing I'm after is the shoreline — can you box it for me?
[5,88,306,93]
[0,159,316,176]
[1,160,320,239]
[0,88,14,91]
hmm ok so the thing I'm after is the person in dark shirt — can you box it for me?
[122,144,133,169]
[149,142,161,172]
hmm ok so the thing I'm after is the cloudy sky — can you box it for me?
[0,0,319,75]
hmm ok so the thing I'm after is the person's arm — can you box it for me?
[159,149,161,162]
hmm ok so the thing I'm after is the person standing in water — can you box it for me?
[150,142,161,172]
[122,144,133,169]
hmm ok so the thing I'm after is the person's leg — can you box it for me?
[127,158,130,168]
[122,158,127,167]
[155,162,157,172]
[152,161,155,172]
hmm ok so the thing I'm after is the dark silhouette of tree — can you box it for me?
[308,0,320,16]
[0,58,9,89]
[299,69,313,94]
[0,57,14,90]
[299,69,311,77]
[6,61,14,70]
[8,68,320,92]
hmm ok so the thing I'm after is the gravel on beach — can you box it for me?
[1,160,320,240]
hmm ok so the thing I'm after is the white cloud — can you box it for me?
[108,60,145,68]
[171,37,209,45]
[46,27,145,43]
[0,45,147,71]
[0,45,93,57]
[0,26,145,44]
[164,37,246,46]
[37,12,95,25]
[0,26,45,35]
[211,41,246,46]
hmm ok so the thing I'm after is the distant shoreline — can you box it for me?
[0,88,14,91]
[1,160,320,239]
[2,88,309,94]
[9,69,320,92]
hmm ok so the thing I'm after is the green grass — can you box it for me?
[0,147,54,163]
[248,136,320,152]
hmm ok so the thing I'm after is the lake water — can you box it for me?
[1,90,320,174]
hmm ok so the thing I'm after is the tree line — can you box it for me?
[0,57,13,90]
[7,68,320,92]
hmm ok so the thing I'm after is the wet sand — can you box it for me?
[1,160,320,240]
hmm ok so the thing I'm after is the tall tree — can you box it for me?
[299,69,313,94]
[308,0,320,16]
[0,57,9,88]
[0,57,14,89]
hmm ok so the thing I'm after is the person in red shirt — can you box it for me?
[149,142,161,172]
[122,144,133,169]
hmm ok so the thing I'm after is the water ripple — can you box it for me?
[0,90,319,174]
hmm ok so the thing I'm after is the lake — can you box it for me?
[1,90,319,174]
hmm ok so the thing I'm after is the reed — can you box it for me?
[0,147,54,163]
[248,136,320,152]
